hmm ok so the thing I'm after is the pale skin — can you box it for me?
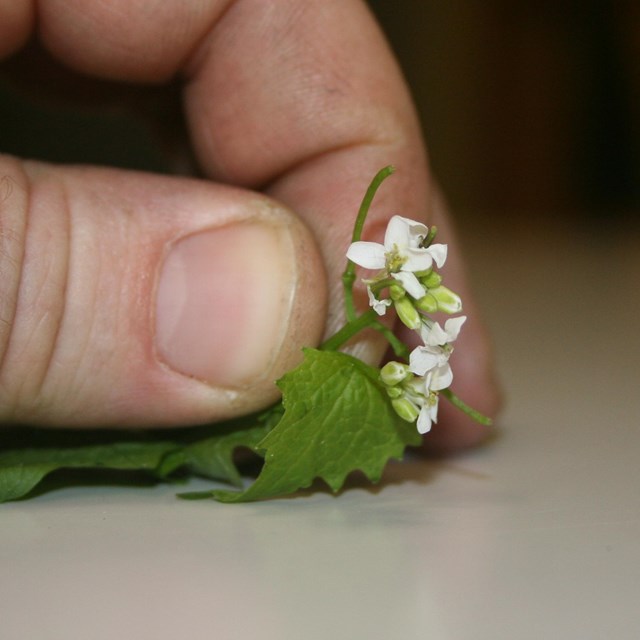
[0,0,500,453]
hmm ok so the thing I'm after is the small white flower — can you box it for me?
[421,316,467,347]
[386,366,453,434]
[409,343,451,380]
[346,215,447,274]
[424,362,453,392]
[409,339,454,400]
[401,375,441,434]
[402,316,466,433]
[417,390,439,434]
[367,286,392,316]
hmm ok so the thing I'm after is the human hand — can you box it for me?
[0,0,499,451]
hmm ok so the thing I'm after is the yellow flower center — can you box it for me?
[385,245,407,273]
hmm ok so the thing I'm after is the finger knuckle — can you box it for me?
[0,157,70,423]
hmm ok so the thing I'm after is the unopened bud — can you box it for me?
[430,285,462,314]
[380,361,411,386]
[391,397,420,423]
[389,284,405,301]
[385,385,403,399]
[394,297,421,330]
[414,293,438,313]
[421,270,442,289]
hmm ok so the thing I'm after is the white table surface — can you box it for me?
[2,216,639,640]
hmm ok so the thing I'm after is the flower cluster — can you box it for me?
[347,215,466,433]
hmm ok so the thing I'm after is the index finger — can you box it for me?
[2,0,430,342]
[183,0,432,337]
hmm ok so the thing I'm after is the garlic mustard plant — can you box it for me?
[342,169,483,434]
[0,166,492,504]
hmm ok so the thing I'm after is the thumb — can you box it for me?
[0,157,326,428]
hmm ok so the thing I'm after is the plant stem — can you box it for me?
[372,323,410,359]
[369,277,396,296]
[320,310,378,352]
[342,165,395,322]
[441,388,493,425]
[320,308,410,360]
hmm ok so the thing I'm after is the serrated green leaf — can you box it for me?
[0,441,180,503]
[168,421,271,492]
[211,348,421,503]
[0,351,422,504]
[0,417,271,503]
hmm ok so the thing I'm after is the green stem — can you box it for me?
[423,225,438,247]
[320,308,410,360]
[342,165,395,322]
[351,166,395,244]
[441,388,493,426]
[373,323,410,359]
[369,277,396,296]
[320,310,379,352]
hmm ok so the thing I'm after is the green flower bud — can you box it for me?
[389,284,405,301]
[380,361,411,386]
[423,225,438,247]
[430,285,462,314]
[391,397,420,423]
[421,270,442,289]
[385,385,404,399]
[414,293,438,313]
[394,297,421,330]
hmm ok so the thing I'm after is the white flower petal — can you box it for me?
[367,287,392,316]
[430,363,453,391]
[423,321,450,347]
[417,397,439,434]
[391,272,426,299]
[423,316,467,346]
[417,408,432,434]
[418,318,434,343]
[409,345,448,376]
[443,316,466,341]
[405,219,430,247]
[403,249,435,272]
[346,241,386,269]
[384,215,413,249]
[385,215,431,252]
[426,243,448,268]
